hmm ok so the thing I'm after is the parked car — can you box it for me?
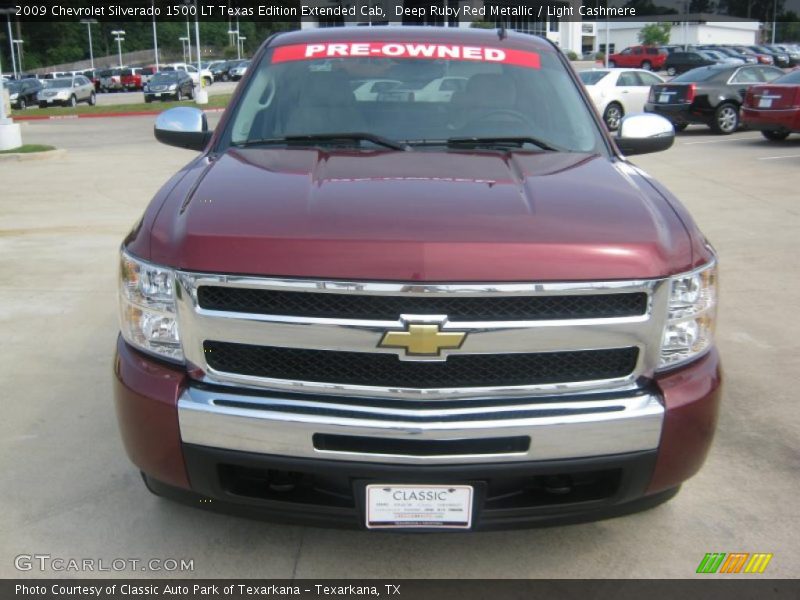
[706,46,758,64]
[100,68,125,93]
[6,78,43,109]
[143,70,194,102]
[164,63,213,86]
[697,50,744,66]
[229,60,250,81]
[352,79,402,101]
[608,45,668,70]
[645,64,785,134]
[746,45,791,68]
[37,76,96,107]
[664,52,717,76]
[119,28,721,530]
[120,68,143,91]
[742,69,800,140]
[210,60,234,82]
[579,68,665,130]
[138,66,158,86]
[728,46,773,65]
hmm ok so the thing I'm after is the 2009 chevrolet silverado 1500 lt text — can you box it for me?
[114,27,721,530]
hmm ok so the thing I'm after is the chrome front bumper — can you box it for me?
[178,386,664,465]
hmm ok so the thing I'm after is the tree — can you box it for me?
[638,23,671,46]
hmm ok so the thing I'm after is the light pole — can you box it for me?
[111,30,125,68]
[186,17,192,64]
[80,19,97,70]
[152,0,159,70]
[772,0,778,43]
[228,29,241,59]
[0,27,22,151]
[238,36,246,59]
[12,39,23,73]
[179,37,189,63]
[6,14,16,79]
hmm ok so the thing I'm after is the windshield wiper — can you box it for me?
[233,133,408,151]
[445,136,561,152]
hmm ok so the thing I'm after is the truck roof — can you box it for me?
[267,25,557,54]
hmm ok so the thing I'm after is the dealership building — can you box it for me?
[300,2,759,56]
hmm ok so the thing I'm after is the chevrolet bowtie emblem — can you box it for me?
[379,323,467,357]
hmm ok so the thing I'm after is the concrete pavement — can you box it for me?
[0,117,798,578]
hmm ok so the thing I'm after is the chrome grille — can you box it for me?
[175,274,669,401]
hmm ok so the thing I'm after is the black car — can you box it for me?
[7,78,43,109]
[645,64,785,134]
[143,71,194,103]
[747,45,791,68]
[210,60,234,82]
[664,52,717,76]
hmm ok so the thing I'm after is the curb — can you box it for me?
[0,148,67,162]
[13,107,225,122]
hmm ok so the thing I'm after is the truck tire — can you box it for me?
[88,92,96,106]
[69,95,77,108]
[18,98,26,110]
[176,90,183,102]
[641,60,652,70]
[761,129,790,141]
[666,66,677,76]
[710,103,739,135]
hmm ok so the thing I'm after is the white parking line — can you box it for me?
[758,154,800,160]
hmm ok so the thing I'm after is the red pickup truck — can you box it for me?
[609,45,669,71]
[115,27,721,530]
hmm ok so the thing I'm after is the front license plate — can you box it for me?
[659,93,670,103]
[366,484,473,529]
[759,98,773,108]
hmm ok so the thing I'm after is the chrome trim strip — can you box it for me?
[178,387,664,464]
[174,273,669,400]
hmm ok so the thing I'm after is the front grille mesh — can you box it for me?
[197,287,648,322]
[204,341,639,389]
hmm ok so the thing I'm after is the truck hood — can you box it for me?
[148,148,694,281]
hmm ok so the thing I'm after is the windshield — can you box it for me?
[45,79,73,89]
[578,71,609,85]
[150,73,179,84]
[224,41,603,153]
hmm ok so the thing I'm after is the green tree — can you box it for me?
[638,23,671,46]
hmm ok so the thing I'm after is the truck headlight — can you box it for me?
[659,260,717,369]
[119,250,183,362]
[169,84,177,90]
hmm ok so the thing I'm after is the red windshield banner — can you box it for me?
[271,42,541,69]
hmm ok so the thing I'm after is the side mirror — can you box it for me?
[154,107,212,151]
[615,113,675,156]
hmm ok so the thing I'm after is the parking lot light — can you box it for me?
[4,13,16,79]
[80,19,97,70]
[179,37,189,63]
[239,36,246,59]
[111,30,126,68]
[12,39,23,72]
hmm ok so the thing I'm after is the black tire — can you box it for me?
[188,86,194,100]
[39,103,47,109]
[641,60,652,71]
[608,60,616,68]
[176,90,183,102]
[603,102,624,131]
[18,98,26,110]
[222,73,230,82]
[88,92,96,106]
[144,96,152,104]
[710,103,739,135]
[69,95,77,108]
[761,129,790,141]
[673,123,689,132]
[666,66,677,76]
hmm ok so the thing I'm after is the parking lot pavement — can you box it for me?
[1,118,798,579]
